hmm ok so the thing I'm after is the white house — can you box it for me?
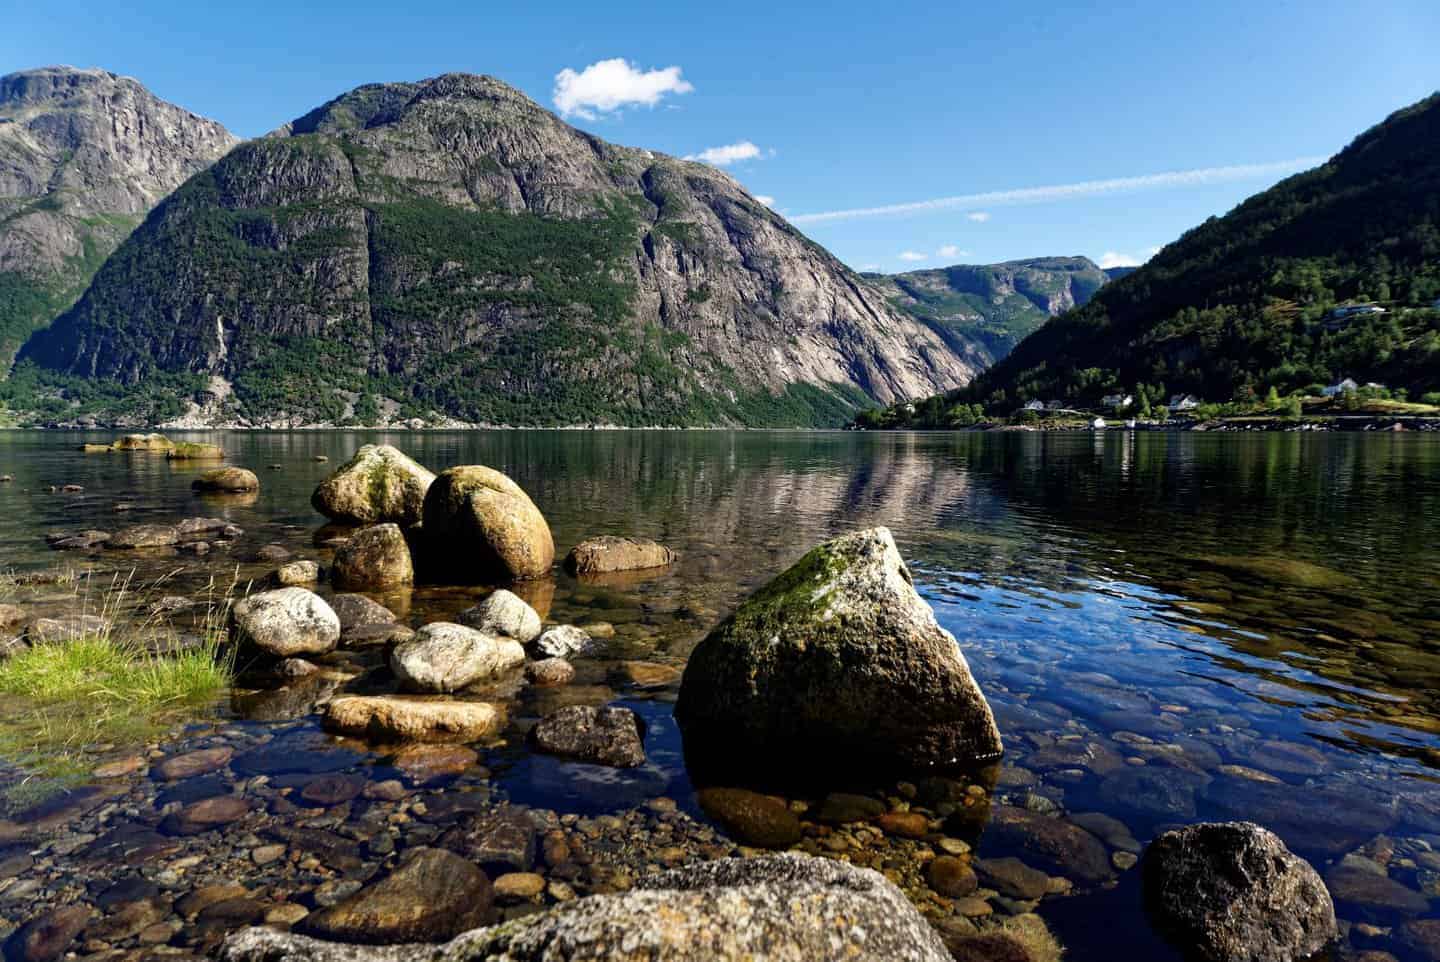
[1326,304,1387,320]
[1322,378,1359,397]
[1101,393,1134,410]
[1091,417,1107,429]
[1169,394,1200,411]
[1023,399,1045,411]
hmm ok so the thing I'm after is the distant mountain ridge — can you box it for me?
[940,92,1440,415]
[0,66,237,369]
[864,256,1128,363]
[15,72,983,427]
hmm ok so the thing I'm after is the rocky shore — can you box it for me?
[0,438,1433,961]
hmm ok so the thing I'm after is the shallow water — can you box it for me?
[1,429,1438,959]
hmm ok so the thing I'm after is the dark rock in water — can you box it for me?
[974,857,1049,899]
[152,746,234,781]
[329,593,397,632]
[232,736,362,777]
[813,792,887,825]
[1323,864,1430,924]
[390,744,477,785]
[156,773,231,808]
[3,904,93,962]
[341,622,413,649]
[1143,821,1336,962]
[108,523,181,548]
[440,808,536,872]
[161,795,251,835]
[676,527,1001,778]
[300,774,366,807]
[565,536,677,574]
[46,529,110,550]
[945,933,1035,962]
[1097,766,1207,819]
[1200,775,1396,856]
[1397,919,1440,962]
[299,847,492,944]
[220,853,954,961]
[531,705,646,768]
[697,787,802,848]
[927,855,978,897]
[981,806,1111,884]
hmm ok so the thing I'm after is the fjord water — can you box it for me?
[1,429,1438,957]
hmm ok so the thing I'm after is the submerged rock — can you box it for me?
[323,695,506,742]
[981,807,1112,884]
[312,444,436,526]
[676,526,1002,775]
[23,613,109,644]
[231,588,341,659]
[300,847,491,944]
[167,441,225,460]
[458,589,542,643]
[219,854,953,962]
[565,536,676,575]
[332,524,415,589]
[3,904,93,962]
[531,705,646,767]
[192,466,260,492]
[108,523,180,549]
[697,787,801,848]
[391,623,525,693]
[1142,821,1336,962]
[421,466,555,581]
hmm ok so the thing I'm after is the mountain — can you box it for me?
[862,257,1125,362]
[0,66,237,369]
[938,92,1440,417]
[17,73,982,428]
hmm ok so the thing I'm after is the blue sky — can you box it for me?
[7,0,1437,272]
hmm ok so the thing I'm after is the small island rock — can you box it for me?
[192,467,259,492]
[565,536,676,575]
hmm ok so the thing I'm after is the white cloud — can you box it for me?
[686,141,766,166]
[790,157,1325,225]
[936,244,971,259]
[966,211,991,223]
[1098,252,1141,269]
[898,251,927,262]
[753,194,776,207]
[553,58,693,119]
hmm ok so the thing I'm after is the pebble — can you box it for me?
[493,872,547,901]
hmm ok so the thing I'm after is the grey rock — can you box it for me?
[676,527,1001,774]
[219,853,953,961]
[458,589,542,643]
[231,588,340,658]
[23,613,108,644]
[390,623,525,693]
[330,593,397,631]
[299,847,491,944]
[1143,821,1337,962]
[531,625,592,659]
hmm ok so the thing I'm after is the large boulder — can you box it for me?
[300,847,492,944]
[219,854,953,962]
[1142,821,1337,962]
[332,524,415,590]
[458,590,542,643]
[312,445,435,526]
[391,623,525,693]
[565,536,676,575]
[323,695,506,742]
[675,527,1001,774]
[167,441,225,460]
[231,588,340,658]
[421,466,554,581]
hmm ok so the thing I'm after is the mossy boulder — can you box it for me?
[675,526,1002,776]
[421,466,554,581]
[331,524,414,590]
[312,444,435,526]
[192,467,259,492]
[112,433,175,452]
[167,441,225,460]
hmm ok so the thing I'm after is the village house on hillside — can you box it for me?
[1023,400,1045,411]
[1323,378,1359,396]
[1101,393,1134,410]
[1324,303,1387,331]
[1169,394,1200,411]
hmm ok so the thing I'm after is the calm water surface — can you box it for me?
[1,429,1437,958]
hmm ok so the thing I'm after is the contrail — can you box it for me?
[788,157,1326,225]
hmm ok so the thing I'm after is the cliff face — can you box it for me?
[24,73,982,427]
[0,66,237,366]
[864,257,1122,363]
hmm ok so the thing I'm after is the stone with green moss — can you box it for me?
[312,444,435,526]
[167,441,225,460]
[675,526,1002,775]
